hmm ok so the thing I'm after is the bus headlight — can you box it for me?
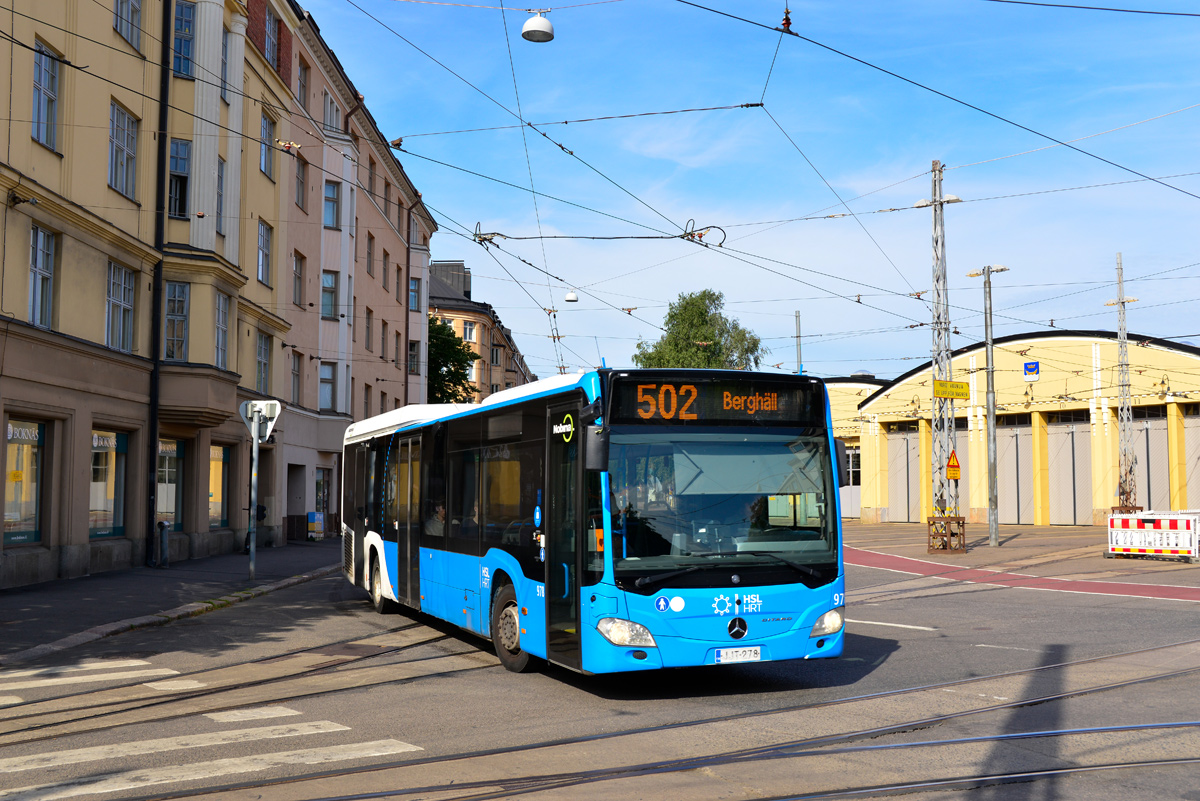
[810,607,844,637]
[597,618,657,647]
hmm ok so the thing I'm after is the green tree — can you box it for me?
[426,317,480,403]
[633,289,767,370]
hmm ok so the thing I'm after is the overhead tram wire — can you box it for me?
[397,103,764,139]
[673,0,1200,203]
[761,105,927,305]
[978,0,1200,16]
[344,0,687,235]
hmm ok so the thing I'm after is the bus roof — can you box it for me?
[343,371,600,446]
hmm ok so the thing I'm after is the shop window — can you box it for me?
[157,439,184,531]
[5,420,44,545]
[209,445,229,528]
[90,430,127,538]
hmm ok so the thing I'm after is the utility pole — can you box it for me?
[929,161,956,523]
[969,265,1008,547]
[1107,254,1138,509]
[795,311,802,374]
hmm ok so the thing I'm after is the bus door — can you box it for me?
[386,438,407,604]
[546,401,584,671]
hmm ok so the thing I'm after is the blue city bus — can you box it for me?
[341,368,846,674]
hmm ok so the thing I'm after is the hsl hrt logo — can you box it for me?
[552,414,574,443]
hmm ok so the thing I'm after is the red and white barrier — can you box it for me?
[1108,513,1200,561]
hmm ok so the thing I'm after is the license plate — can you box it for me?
[715,646,761,664]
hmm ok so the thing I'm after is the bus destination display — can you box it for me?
[610,378,819,426]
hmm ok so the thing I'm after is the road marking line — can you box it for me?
[845,618,937,631]
[143,680,206,691]
[974,644,1036,652]
[0,697,21,706]
[0,721,351,773]
[0,740,421,800]
[205,707,301,722]
[0,660,151,680]
[0,669,179,691]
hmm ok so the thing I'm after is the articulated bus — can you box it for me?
[341,368,846,674]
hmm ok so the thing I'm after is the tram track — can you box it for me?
[108,637,1200,801]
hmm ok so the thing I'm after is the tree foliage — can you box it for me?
[426,317,480,403]
[632,289,767,370]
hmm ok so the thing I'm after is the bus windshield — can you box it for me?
[608,429,838,590]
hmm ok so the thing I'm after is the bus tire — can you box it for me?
[370,559,391,614]
[491,583,533,673]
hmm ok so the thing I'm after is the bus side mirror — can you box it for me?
[835,439,849,488]
[584,425,609,472]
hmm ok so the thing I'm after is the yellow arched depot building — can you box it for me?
[828,330,1200,526]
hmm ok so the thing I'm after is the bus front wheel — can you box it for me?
[370,560,390,614]
[491,583,533,673]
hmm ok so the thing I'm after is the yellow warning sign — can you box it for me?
[947,450,961,481]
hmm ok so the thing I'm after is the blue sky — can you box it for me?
[302,0,1200,379]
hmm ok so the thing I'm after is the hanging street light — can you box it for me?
[522,11,554,42]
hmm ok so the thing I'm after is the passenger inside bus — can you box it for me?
[424,501,446,537]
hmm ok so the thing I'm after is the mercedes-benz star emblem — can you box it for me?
[728,617,748,640]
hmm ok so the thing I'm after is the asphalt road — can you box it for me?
[2,564,1198,800]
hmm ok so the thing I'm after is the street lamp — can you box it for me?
[564,289,579,302]
[966,264,1008,547]
[522,11,554,42]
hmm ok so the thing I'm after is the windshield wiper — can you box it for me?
[632,564,717,590]
[711,550,821,578]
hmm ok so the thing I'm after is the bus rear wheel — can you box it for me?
[370,560,390,614]
[491,583,533,673]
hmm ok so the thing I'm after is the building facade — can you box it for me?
[0,0,434,589]
[428,262,534,401]
[829,331,1200,526]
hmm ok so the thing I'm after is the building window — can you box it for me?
[367,158,376,197]
[490,384,500,395]
[363,384,371,419]
[384,183,391,220]
[380,392,387,415]
[319,362,336,410]
[215,292,229,370]
[408,340,420,375]
[259,113,275,178]
[264,4,280,72]
[208,445,229,528]
[109,102,138,199]
[292,252,304,306]
[316,467,332,514]
[491,346,501,366]
[168,139,190,217]
[257,220,272,284]
[173,1,195,77]
[409,277,421,312]
[382,252,389,291]
[256,332,270,394]
[396,266,402,301]
[5,420,44,545]
[114,0,142,50]
[220,27,229,101]
[407,208,417,242]
[366,233,374,276]
[395,332,402,367]
[164,281,189,361]
[291,352,302,405]
[320,271,337,318]
[462,320,475,342]
[323,181,340,228]
[216,157,225,234]
[322,90,340,132]
[297,60,309,111]
[381,322,388,360]
[106,262,135,352]
[365,308,373,350]
[32,43,59,150]
[90,430,127,538]
[29,225,55,329]
[295,158,307,210]
[157,439,183,531]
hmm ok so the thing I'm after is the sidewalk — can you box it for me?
[0,539,342,666]
[843,519,1200,601]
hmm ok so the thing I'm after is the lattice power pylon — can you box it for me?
[930,161,957,520]
[1111,253,1138,509]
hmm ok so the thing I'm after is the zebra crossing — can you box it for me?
[0,661,424,799]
